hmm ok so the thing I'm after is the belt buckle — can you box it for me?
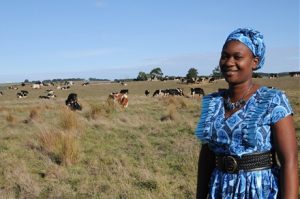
[223,156,238,173]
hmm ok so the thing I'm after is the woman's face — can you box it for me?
[219,40,258,85]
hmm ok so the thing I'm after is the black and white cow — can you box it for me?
[152,89,168,97]
[17,90,29,98]
[167,88,184,96]
[39,96,50,99]
[153,88,184,97]
[144,89,150,96]
[191,87,205,97]
[65,93,82,111]
[120,89,129,95]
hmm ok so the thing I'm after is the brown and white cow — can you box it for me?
[108,92,129,108]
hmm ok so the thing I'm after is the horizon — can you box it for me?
[0,0,299,83]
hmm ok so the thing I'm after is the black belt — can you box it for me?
[216,151,275,173]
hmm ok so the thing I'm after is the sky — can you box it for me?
[0,0,299,83]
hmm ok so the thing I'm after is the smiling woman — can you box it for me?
[195,28,298,199]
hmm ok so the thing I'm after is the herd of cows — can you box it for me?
[0,81,206,111]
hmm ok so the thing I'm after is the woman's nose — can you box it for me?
[222,57,235,67]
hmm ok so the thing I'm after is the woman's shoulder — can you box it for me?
[258,86,283,92]
[204,90,225,99]
[257,86,287,99]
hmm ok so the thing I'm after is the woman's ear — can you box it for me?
[252,57,259,70]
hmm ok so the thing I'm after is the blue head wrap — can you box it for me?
[224,28,266,70]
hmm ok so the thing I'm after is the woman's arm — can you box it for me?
[272,115,298,199]
[196,144,215,199]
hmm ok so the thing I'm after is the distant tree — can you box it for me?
[137,72,148,81]
[211,65,222,78]
[150,67,163,79]
[24,79,29,83]
[186,67,198,80]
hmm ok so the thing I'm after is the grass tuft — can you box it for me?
[59,107,84,133]
[6,112,16,124]
[38,128,80,166]
[29,108,39,120]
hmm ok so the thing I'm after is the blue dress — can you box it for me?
[195,86,293,199]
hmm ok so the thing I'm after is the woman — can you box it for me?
[195,28,298,198]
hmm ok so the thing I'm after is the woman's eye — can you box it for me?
[220,55,227,59]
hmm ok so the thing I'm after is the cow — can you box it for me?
[152,89,163,97]
[65,93,82,111]
[120,89,129,95]
[108,93,128,108]
[167,88,184,96]
[152,89,169,97]
[82,82,89,86]
[145,90,150,96]
[8,86,18,90]
[46,89,54,94]
[32,84,41,89]
[39,96,50,99]
[47,93,57,98]
[120,82,127,86]
[17,90,29,98]
[21,90,29,95]
[208,77,215,83]
[0,91,3,96]
[191,88,205,98]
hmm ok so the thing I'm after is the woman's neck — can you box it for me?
[227,81,254,102]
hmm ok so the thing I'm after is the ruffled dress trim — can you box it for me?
[195,92,223,143]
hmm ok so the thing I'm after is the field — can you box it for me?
[0,77,299,198]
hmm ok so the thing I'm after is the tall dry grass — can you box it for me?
[38,128,80,166]
[59,107,84,134]
[6,111,16,125]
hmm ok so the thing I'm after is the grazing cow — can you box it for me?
[47,93,57,98]
[32,84,41,89]
[120,89,129,95]
[191,88,205,97]
[120,82,127,86]
[145,90,150,96]
[82,82,89,86]
[167,88,184,96]
[65,93,82,111]
[17,90,29,98]
[108,93,129,108]
[46,89,54,94]
[39,96,50,99]
[152,89,162,97]
[186,79,196,84]
[8,86,18,90]
[64,81,73,86]
[208,77,215,83]
[152,89,169,97]
[20,90,29,96]
[0,91,3,96]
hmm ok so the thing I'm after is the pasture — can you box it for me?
[0,77,299,198]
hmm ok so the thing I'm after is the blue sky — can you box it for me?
[0,0,299,83]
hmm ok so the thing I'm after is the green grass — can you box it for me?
[0,77,299,198]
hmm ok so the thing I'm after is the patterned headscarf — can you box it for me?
[224,28,266,70]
